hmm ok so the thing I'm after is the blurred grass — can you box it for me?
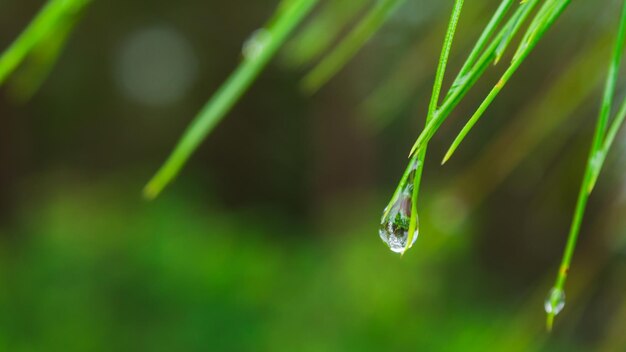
[0,0,89,87]
[0,173,613,351]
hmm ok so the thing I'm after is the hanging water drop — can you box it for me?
[379,194,419,253]
[379,161,420,253]
[379,191,418,253]
[242,29,271,60]
[544,287,566,315]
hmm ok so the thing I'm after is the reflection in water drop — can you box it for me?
[544,288,566,315]
[242,29,271,60]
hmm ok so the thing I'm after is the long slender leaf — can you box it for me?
[144,0,318,199]
[546,0,626,330]
[444,0,515,102]
[282,0,370,67]
[441,0,570,164]
[405,0,464,253]
[0,0,89,86]
[409,0,542,157]
[301,0,403,93]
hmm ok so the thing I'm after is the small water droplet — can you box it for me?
[379,162,420,253]
[242,29,271,60]
[544,288,566,315]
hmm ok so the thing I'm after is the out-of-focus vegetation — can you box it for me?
[2,0,626,350]
[1,175,612,351]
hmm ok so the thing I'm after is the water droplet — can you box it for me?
[242,29,271,60]
[544,288,566,315]
[379,159,422,253]
[379,191,418,253]
[378,169,419,253]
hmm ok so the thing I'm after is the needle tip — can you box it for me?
[142,183,160,200]
[546,313,555,332]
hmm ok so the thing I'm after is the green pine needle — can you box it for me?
[443,0,570,164]
[408,0,542,158]
[300,0,404,94]
[451,0,515,89]
[282,0,370,68]
[404,0,464,253]
[0,0,89,87]
[546,0,626,330]
[143,0,318,199]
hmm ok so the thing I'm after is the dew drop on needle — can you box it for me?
[544,288,566,315]
[242,29,271,60]
[379,161,420,253]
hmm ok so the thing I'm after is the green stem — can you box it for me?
[403,0,464,253]
[301,0,404,93]
[282,0,370,67]
[511,0,558,61]
[408,0,541,157]
[425,0,465,120]
[457,0,515,80]
[0,0,89,86]
[443,0,570,163]
[546,0,626,330]
[385,0,526,234]
[144,0,318,199]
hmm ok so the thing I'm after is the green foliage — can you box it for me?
[546,0,626,330]
[405,0,464,253]
[301,0,404,93]
[442,0,570,164]
[0,176,591,351]
[143,0,318,199]
[393,212,409,230]
[3,0,626,334]
[0,0,89,87]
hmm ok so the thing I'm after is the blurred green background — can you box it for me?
[2,0,626,351]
